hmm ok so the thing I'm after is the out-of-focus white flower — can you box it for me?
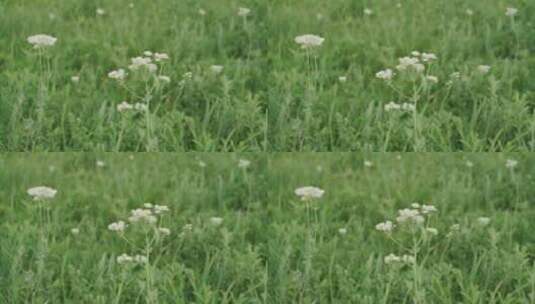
[375,220,395,233]
[117,254,133,264]
[129,3,134,8]
[143,51,153,57]
[153,205,169,214]
[338,228,347,235]
[477,217,491,226]
[96,8,105,16]
[376,69,394,80]
[396,208,424,224]
[96,160,105,167]
[158,227,171,236]
[506,159,518,169]
[364,160,373,168]
[397,57,425,72]
[466,9,474,16]
[421,204,438,214]
[338,76,347,83]
[364,8,373,15]
[129,57,157,72]
[134,255,148,264]
[108,221,127,232]
[384,102,415,112]
[199,8,206,16]
[144,203,154,208]
[294,186,325,201]
[71,228,80,235]
[71,76,80,83]
[401,255,416,264]
[466,161,474,168]
[27,186,57,200]
[158,75,171,83]
[210,65,224,74]
[238,159,251,168]
[27,34,57,48]
[450,224,461,231]
[477,65,491,74]
[421,53,437,62]
[117,101,133,112]
[108,69,127,81]
[294,34,325,49]
[411,203,421,209]
[210,217,224,226]
[425,76,439,83]
[237,7,251,17]
[154,53,169,62]
[384,253,401,264]
[505,7,518,17]
[129,209,157,223]
[425,227,438,235]
[134,103,148,111]
[198,160,207,168]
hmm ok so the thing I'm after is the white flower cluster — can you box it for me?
[116,101,148,113]
[294,34,325,49]
[27,186,57,200]
[238,159,251,168]
[376,203,438,233]
[116,253,148,265]
[376,51,438,82]
[294,186,325,201]
[505,159,518,169]
[384,253,416,265]
[27,34,57,48]
[108,51,169,81]
[108,220,127,232]
[384,101,415,112]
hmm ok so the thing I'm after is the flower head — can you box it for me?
[505,7,518,17]
[375,220,395,233]
[27,34,57,48]
[108,221,127,232]
[294,186,325,201]
[237,7,251,17]
[294,34,325,49]
[27,186,57,200]
[375,69,395,81]
[108,69,127,81]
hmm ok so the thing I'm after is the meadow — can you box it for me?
[1,153,535,303]
[2,0,535,151]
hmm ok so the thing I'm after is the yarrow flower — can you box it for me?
[384,101,415,112]
[294,186,325,201]
[117,101,133,112]
[477,65,491,74]
[27,186,57,200]
[477,217,491,226]
[210,65,224,74]
[338,228,347,235]
[384,253,416,265]
[210,217,224,226]
[237,7,251,17]
[396,56,425,72]
[27,34,57,48]
[396,208,425,224]
[108,221,127,232]
[108,69,127,81]
[375,220,395,233]
[505,7,518,17]
[128,208,157,224]
[375,69,395,81]
[294,34,325,49]
[129,57,157,73]
[505,159,518,169]
[238,159,251,168]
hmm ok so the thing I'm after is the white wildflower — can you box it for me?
[425,227,438,235]
[71,76,80,83]
[477,217,491,226]
[338,76,347,83]
[238,159,251,168]
[27,186,57,200]
[117,254,133,264]
[294,186,325,201]
[158,227,171,236]
[396,208,424,224]
[238,7,251,17]
[108,221,127,232]
[154,53,169,62]
[477,65,491,74]
[210,65,224,74]
[128,209,157,224]
[375,69,394,80]
[210,217,224,226]
[375,220,395,233]
[294,34,325,49]
[108,69,127,81]
[71,228,80,235]
[506,159,518,169]
[505,7,518,17]
[27,34,57,48]
[158,75,171,83]
[117,101,133,112]
[338,228,347,235]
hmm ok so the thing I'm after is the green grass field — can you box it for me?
[1,154,535,303]
[2,0,535,151]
